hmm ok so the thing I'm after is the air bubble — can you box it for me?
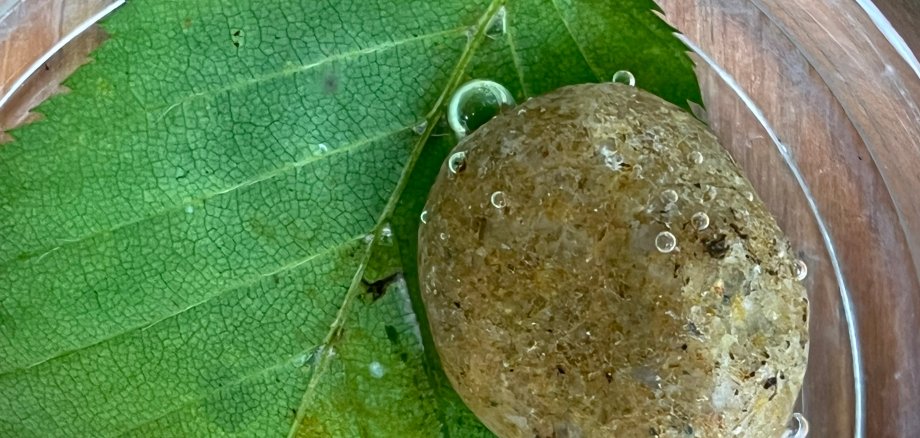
[184,205,194,214]
[369,361,385,378]
[794,260,808,281]
[490,191,507,208]
[439,232,449,241]
[447,79,515,138]
[688,151,704,164]
[599,145,624,171]
[655,231,677,253]
[485,6,507,39]
[413,120,428,135]
[703,186,718,202]
[661,189,679,204]
[782,413,809,438]
[448,151,467,174]
[744,191,755,202]
[420,210,429,224]
[691,212,710,231]
[612,70,636,87]
[380,224,393,245]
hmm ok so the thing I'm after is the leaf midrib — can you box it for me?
[285,1,507,436]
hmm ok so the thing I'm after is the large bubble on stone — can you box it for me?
[418,83,808,438]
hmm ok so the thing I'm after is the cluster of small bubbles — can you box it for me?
[691,212,710,231]
[744,191,755,202]
[612,70,636,87]
[599,144,624,171]
[781,413,809,438]
[794,260,808,281]
[655,231,678,253]
[380,224,393,245]
[368,361,385,378]
[420,210,429,224]
[447,79,515,138]
[661,189,679,204]
[688,151,704,165]
[490,191,507,208]
[448,151,467,174]
[413,120,428,135]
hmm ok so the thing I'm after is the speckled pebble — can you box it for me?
[418,83,808,438]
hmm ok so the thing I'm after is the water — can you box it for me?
[691,211,710,231]
[688,150,704,165]
[795,260,808,281]
[448,151,467,174]
[661,189,679,204]
[485,5,507,39]
[413,120,428,135]
[447,79,515,138]
[490,191,507,208]
[612,70,636,87]
[368,361,385,378]
[782,413,810,438]
[599,145,624,171]
[379,223,393,245]
[654,231,677,253]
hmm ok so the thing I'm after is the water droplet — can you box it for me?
[380,224,393,245]
[490,191,507,208]
[599,144,624,171]
[184,205,194,214]
[633,164,644,179]
[782,413,809,438]
[691,212,710,230]
[485,6,507,39]
[744,191,755,202]
[420,210,429,224]
[688,151,704,165]
[448,151,467,174]
[413,120,428,135]
[661,189,679,204]
[703,186,718,202]
[655,231,677,253]
[794,260,808,281]
[369,361,385,378]
[439,232,449,241]
[612,70,636,87]
[292,353,309,367]
[447,79,516,138]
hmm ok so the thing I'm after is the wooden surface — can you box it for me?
[2,0,920,437]
[660,1,920,437]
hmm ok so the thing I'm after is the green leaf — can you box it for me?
[0,0,699,436]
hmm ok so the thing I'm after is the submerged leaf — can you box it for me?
[0,0,699,436]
